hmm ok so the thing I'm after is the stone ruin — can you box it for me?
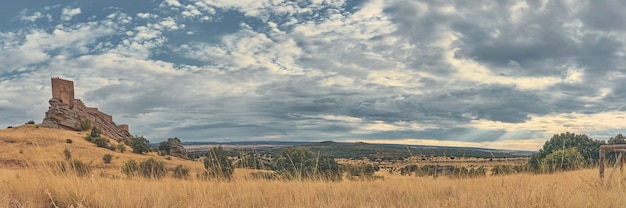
[42,77,132,141]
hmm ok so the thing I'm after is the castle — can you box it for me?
[43,77,132,141]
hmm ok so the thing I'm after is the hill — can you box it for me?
[186,140,534,160]
[0,124,203,174]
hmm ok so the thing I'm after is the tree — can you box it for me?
[159,141,171,155]
[542,147,584,173]
[528,132,605,172]
[608,134,626,144]
[272,147,343,181]
[90,127,102,138]
[203,147,234,180]
[128,136,150,154]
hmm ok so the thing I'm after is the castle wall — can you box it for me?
[72,99,86,110]
[51,77,74,107]
[117,124,129,132]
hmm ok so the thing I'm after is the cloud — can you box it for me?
[3,0,626,151]
[61,7,81,21]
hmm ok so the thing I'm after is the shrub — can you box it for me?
[93,137,110,148]
[103,154,113,164]
[272,147,343,181]
[203,147,234,180]
[117,144,126,153]
[173,165,190,179]
[63,148,72,160]
[26,120,35,125]
[249,172,277,180]
[346,164,379,180]
[139,158,167,179]
[542,147,584,173]
[128,136,150,154]
[65,138,72,144]
[491,164,529,175]
[56,159,91,177]
[89,127,102,138]
[79,120,92,131]
[121,159,138,177]
[449,166,486,178]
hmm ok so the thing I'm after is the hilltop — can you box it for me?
[0,124,202,174]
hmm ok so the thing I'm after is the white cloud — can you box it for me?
[61,7,81,21]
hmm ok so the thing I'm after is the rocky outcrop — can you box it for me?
[160,137,188,159]
[42,98,132,141]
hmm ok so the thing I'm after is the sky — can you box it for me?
[2,0,626,150]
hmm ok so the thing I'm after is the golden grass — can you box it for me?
[3,125,626,207]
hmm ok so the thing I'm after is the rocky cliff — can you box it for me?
[161,137,188,159]
[42,98,132,141]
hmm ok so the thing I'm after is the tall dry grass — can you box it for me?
[3,125,626,207]
[4,162,626,207]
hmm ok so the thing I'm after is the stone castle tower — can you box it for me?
[42,77,132,141]
[51,77,75,107]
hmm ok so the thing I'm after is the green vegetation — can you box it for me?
[528,132,605,173]
[272,147,343,181]
[158,140,171,155]
[121,159,138,177]
[173,165,190,179]
[139,158,167,179]
[491,164,528,176]
[79,120,91,131]
[56,159,91,177]
[203,147,234,180]
[117,144,126,153]
[235,151,269,169]
[127,136,150,154]
[85,127,111,148]
[103,154,113,164]
[541,147,584,173]
[346,164,379,180]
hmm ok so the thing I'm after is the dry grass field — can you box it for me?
[2,125,626,207]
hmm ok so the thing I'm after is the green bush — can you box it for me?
[121,159,138,177]
[118,144,126,153]
[203,147,234,180]
[542,147,584,173]
[93,137,110,148]
[127,136,150,154]
[346,164,380,181]
[173,165,189,179]
[272,147,343,181]
[103,154,113,164]
[139,158,167,179]
[79,120,92,131]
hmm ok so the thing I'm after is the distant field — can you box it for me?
[2,125,626,207]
